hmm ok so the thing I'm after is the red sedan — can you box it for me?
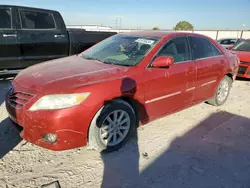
[5,32,239,152]
[232,39,250,78]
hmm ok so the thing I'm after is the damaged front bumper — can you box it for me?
[5,81,93,151]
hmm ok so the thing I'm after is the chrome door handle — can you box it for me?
[54,34,65,38]
[3,34,17,38]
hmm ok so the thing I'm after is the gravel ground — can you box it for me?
[0,78,250,188]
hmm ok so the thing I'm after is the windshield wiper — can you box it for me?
[102,61,116,65]
[116,64,134,67]
[82,56,104,63]
[103,61,133,67]
[83,56,133,67]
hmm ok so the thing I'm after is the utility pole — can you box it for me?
[119,17,122,30]
[115,18,118,29]
[241,24,246,38]
[115,17,122,30]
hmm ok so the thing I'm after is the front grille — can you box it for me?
[238,66,247,75]
[8,91,34,109]
[240,61,250,65]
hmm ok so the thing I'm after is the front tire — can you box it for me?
[88,100,136,152]
[207,76,232,106]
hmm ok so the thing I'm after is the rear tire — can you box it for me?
[88,99,136,152]
[207,76,232,106]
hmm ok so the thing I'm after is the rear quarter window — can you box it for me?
[212,43,222,56]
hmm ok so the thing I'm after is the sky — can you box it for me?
[1,0,250,30]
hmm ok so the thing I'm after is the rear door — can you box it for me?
[145,36,196,118]
[17,8,68,67]
[0,7,21,70]
[188,36,224,102]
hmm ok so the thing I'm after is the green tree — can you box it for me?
[173,21,194,31]
[153,27,160,30]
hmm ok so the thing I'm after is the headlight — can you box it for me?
[29,93,90,111]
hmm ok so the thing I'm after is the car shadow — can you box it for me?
[236,77,250,81]
[140,111,250,187]
[0,78,11,105]
[100,77,148,188]
[101,106,250,187]
[0,78,22,159]
[0,118,22,159]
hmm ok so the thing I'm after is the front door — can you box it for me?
[17,8,68,67]
[0,7,21,70]
[144,36,196,119]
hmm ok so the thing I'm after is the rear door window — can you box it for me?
[189,36,221,60]
[20,9,56,29]
[0,8,11,29]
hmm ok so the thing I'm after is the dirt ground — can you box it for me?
[0,78,250,188]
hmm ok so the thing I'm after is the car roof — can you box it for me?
[119,31,207,39]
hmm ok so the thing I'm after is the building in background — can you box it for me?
[66,24,135,33]
[66,25,250,39]
[67,25,112,31]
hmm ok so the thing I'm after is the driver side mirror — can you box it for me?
[151,56,174,68]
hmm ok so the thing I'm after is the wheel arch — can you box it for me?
[225,73,233,81]
[211,73,233,99]
[87,96,140,143]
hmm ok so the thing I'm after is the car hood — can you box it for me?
[235,51,250,62]
[14,55,129,92]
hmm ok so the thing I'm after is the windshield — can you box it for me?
[232,40,250,51]
[81,35,160,66]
